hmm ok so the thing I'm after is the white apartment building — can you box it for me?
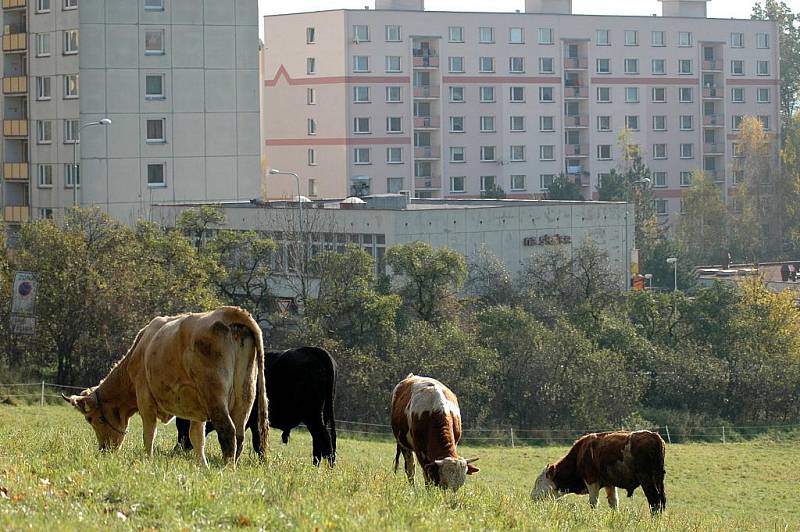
[1,0,261,230]
[262,0,780,226]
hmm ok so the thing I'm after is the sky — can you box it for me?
[258,0,800,36]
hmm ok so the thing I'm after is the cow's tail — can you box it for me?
[654,434,667,511]
[320,348,337,459]
[231,308,269,457]
[394,444,402,473]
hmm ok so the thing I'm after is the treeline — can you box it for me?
[1,208,799,432]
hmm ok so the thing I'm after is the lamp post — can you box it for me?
[666,257,678,291]
[644,273,653,290]
[625,177,651,289]
[268,168,303,234]
[72,118,112,207]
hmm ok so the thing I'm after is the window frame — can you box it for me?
[385,25,401,42]
[37,164,53,188]
[145,73,165,100]
[144,0,164,11]
[144,29,165,55]
[147,163,166,188]
[145,118,166,144]
[63,29,79,55]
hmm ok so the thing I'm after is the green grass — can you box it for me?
[0,405,797,531]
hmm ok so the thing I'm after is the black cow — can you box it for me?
[176,346,337,465]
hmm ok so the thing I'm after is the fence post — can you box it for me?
[722,425,726,444]
[510,427,515,448]
[40,381,45,407]
[664,425,672,444]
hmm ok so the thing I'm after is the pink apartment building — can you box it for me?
[262,0,779,225]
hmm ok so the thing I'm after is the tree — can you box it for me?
[385,241,466,322]
[480,182,507,199]
[677,170,728,265]
[780,111,800,252]
[465,245,517,309]
[596,169,628,202]
[546,174,584,200]
[175,205,225,249]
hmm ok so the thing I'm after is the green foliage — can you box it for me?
[545,174,584,201]
[676,171,728,265]
[596,169,627,202]
[175,205,225,248]
[479,182,507,200]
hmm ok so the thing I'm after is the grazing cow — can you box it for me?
[531,430,666,513]
[391,374,479,491]
[62,307,268,466]
[175,346,337,465]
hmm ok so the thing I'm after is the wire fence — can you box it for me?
[3,382,799,445]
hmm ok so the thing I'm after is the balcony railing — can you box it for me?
[564,114,589,128]
[2,75,26,94]
[413,85,439,99]
[4,205,28,224]
[2,0,26,8]
[413,56,439,68]
[3,119,27,137]
[565,144,589,156]
[564,86,588,99]
[702,87,723,99]
[414,146,440,159]
[2,32,27,52]
[702,59,723,71]
[414,176,442,189]
[3,162,28,180]
[564,57,588,70]
[703,143,725,154]
[703,114,724,126]
[413,115,440,129]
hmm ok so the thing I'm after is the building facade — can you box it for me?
[1,0,261,230]
[262,0,780,226]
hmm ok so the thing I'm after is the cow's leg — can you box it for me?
[189,420,208,467]
[605,486,619,510]
[641,484,662,513]
[401,447,416,484]
[209,405,237,465]
[585,482,601,509]
[175,418,193,451]
[250,424,262,457]
[306,414,333,467]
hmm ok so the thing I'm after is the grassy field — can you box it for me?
[0,405,797,531]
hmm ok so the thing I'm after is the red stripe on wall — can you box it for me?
[441,75,560,84]
[590,77,699,85]
[725,78,780,86]
[266,136,412,146]
[652,189,686,198]
[265,64,410,87]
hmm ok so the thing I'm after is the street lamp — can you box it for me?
[72,118,112,207]
[644,273,653,290]
[268,168,303,234]
[666,257,678,292]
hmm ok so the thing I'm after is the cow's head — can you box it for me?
[62,389,128,451]
[531,464,563,501]
[426,457,479,491]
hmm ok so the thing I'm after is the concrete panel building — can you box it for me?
[1,0,261,230]
[262,0,780,227]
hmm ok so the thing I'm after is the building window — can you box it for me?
[680,171,692,187]
[386,147,403,163]
[651,59,666,75]
[653,143,667,159]
[387,177,403,193]
[353,25,370,43]
[386,117,402,133]
[479,26,495,43]
[479,116,495,132]
[480,86,495,102]
[757,88,770,103]
[653,171,667,188]
[450,176,466,193]
[510,86,525,102]
[36,34,51,57]
[353,56,369,72]
[624,58,639,74]
[757,60,770,76]
[759,115,770,130]
[63,0,77,9]
[511,174,526,191]
[448,56,464,73]
[679,87,693,103]
[353,86,370,103]
[480,146,496,162]
[652,115,666,131]
[732,142,743,157]
[308,178,318,196]
[652,31,666,47]
[731,60,744,75]
[625,87,639,103]
[732,115,743,130]
[448,26,463,43]
[597,145,612,160]
[63,30,79,55]
[680,143,694,159]
[144,0,163,10]
[36,0,50,12]
[146,119,165,143]
[678,31,692,47]
[37,120,52,144]
[449,116,465,133]
[64,74,79,98]
[386,86,401,102]
[145,30,164,55]
[538,28,554,45]
[480,175,496,192]
[678,59,692,75]
[307,118,317,135]
[479,56,495,73]
[624,30,638,46]
[597,87,611,103]
[731,87,745,103]
[680,115,693,130]
[539,145,555,161]
[308,148,317,166]
[597,115,611,131]
[385,55,401,73]
[146,74,165,99]
[147,163,166,187]
[385,25,401,42]
[354,148,370,164]
[510,57,525,73]
[306,27,316,44]
[652,87,666,103]
[596,29,610,46]
[449,86,465,102]
[625,115,639,131]
[36,76,52,100]
[538,87,553,102]
[37,165,53,188]
[63,119,79,143]
[65,163,80,188]
[306,57,316,74]
[596,58,610,74]
[449,147,465,163]
[731,32,744,48]
[509,145,525,162]
[353,117,371,134]
[757,32,769,49]
[509,27,524,44]
[536,116,550,132]
[540,174,555,189]
[655,199,668,216]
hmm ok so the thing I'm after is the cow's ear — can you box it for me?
[467,464,480,475]
[546,464,556,479]
[70,394,96,414]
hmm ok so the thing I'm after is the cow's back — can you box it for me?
[265,347,335,430]
[391,375,462,457]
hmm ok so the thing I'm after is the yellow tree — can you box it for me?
[677,170,728,265]
[780,111,800,252]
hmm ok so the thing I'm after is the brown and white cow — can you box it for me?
[63,307,268,467]
[391,374,479,491]
[531,430,666,513]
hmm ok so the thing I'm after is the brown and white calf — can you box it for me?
[531,430,666,513]
[391,374,479,491]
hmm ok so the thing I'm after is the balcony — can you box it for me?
[3,119,27,137]
[704,169,723,182]
[3,162,28,180]
[564,86,588,99]
[413,85,439,99]
[703,114,724,127]
[414,145,440,159]
[412,55,439,68]
[702,87,723,99]
[564,114,589,128]
[2,75,26,94]
[414,176,442,189]
[413,115,440,129]
[2,0,26,8]
[565,144,589,157]
[703,143,725,154]
[2,32,27,52]
[564,57,588,70]
[4,205,29,223]
[702,59,723,71]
